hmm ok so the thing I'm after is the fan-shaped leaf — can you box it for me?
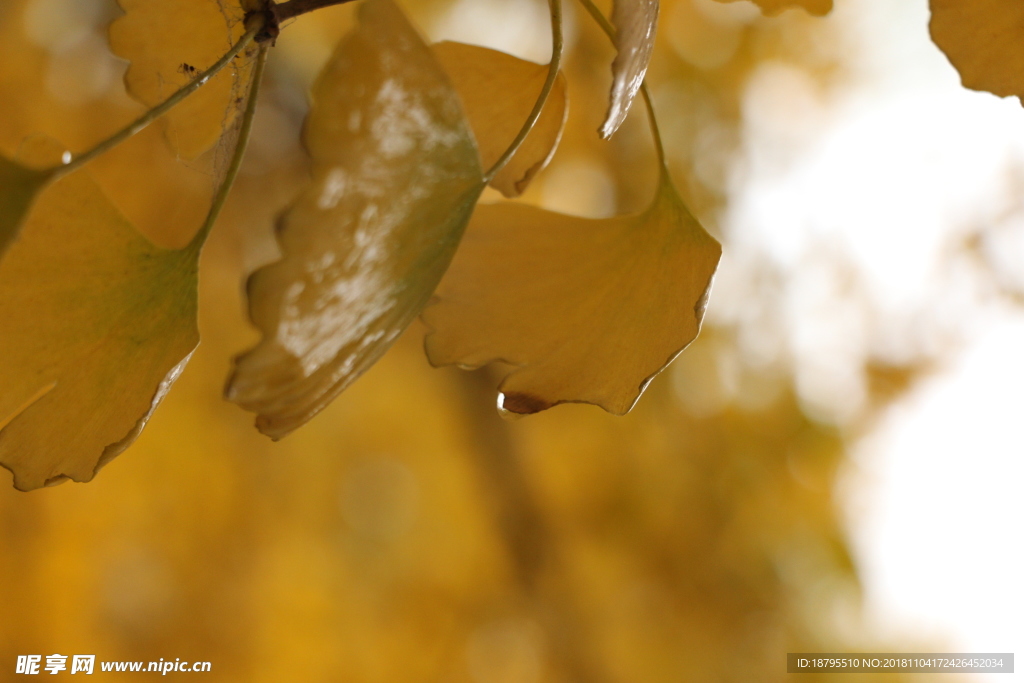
[109,0,256,159]
[929,0,1024,101]
[602,0,659,139]
[0,156,52,259]
[226,0,484,439]
[423,171,721,416]
[432,41,567,197]
[0,171,199,492]
[712,0,831,16]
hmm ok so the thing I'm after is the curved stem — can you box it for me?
[186,45,270,255]
[482,0,564,183]
[575,0,667,170]
[53,25,261,178]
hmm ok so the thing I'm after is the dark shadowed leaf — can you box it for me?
[0,156,51,260]
[0,171,199,492]
[423,171,721,416]
[226,0,483,439]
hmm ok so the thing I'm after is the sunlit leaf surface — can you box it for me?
[109,0,256,159]
[227,0,483,439]
[602,0,659,139]
[929,0,1024,101]
[712,0,831,15]
[0,156,51,259]
[423,171,721,415]
[432,41,567,198]
[0,172,199,492]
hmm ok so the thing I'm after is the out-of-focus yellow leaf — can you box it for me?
[602,0,659,139]
[432,41,567,198]
[0,171,199,492]
[423,171,721,416]
[712,0,832,16]
[226,0,483,439]
[929,0,1024,101]
[109,0,256,159]
[0,156,51,259]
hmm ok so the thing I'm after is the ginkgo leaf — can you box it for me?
[602,0,659,139]
[432,41,567,198]
[0,171,199,492]
[422,171,721,416]
[109,0,256,159]
[226,0,484,439]
[929,0,1024,101]
[711,0,832,16]
[0,155,52,259]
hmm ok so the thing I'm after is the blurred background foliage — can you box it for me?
[0,0,971,680]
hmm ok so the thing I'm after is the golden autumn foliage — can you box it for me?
[0,0,1011,678]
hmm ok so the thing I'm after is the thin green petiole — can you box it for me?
[482,0,564,183]
[52,25,261,178]
[186,44,270,255]
[575,0,668,170]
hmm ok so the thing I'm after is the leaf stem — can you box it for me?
[52,25,261,178]
[186,44,270,255]
[482,0,564,183]
[575,0,667,169]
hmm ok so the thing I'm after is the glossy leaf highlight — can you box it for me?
[602,0,659,139]
[423,172,722,416]
[0,156,51,259]
[929,0,1024,101]
[226,0,483,439]
[0,172,199,492]
[433,41,567,198]
[109,0,256,159]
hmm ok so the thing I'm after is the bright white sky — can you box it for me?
[719,0,1024,679]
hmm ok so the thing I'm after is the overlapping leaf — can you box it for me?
[601,0,659,139]
[0,156,51,259]
[0,170,199,492]
[109,0,257,159]
[423,171,721,416]
[929,0,1024,101]
[226,0,484,439]
[712,0,832,16]
[433,41,567,197]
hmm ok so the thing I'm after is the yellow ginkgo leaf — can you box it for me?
[423,171,721,416]
[0,171,199,492]
[929,0,1024,101]
[109,0,256,159]
[0,155,52,259]
[432,41,567,198]
[712,0,832,16]
[226,0,484,439]
[601,0,659,139]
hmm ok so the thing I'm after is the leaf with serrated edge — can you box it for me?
[226,0,483,439]
[0,156,51,260]
[711,0,831,16]
[433,41,567,198]
[0,171,199,492]
[423,171,721,416]
[602,0,659,139]
[109,0,256,159]
[929,0,1024,101]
